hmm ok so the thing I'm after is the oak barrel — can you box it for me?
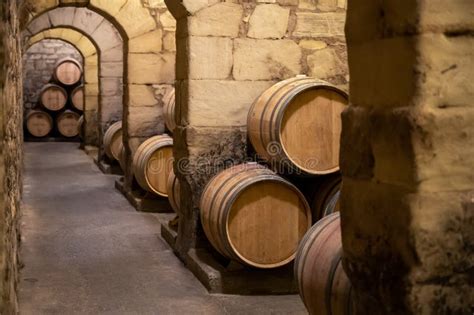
[26,110,53,137]
[132,134,174,197]
[57,110,80,138]
[247,76,348,175]
[103,121,123,161]
[200,163,312,268]
[53,58,82,86]
[295,213,353,315]
[163,88,176,132]
[40,84,67,112]
[77,115,84,139]
[71,85,84,111]
[311,174,341,222]
[167,168,180,213]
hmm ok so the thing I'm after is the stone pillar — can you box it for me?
[341,1,473,313]
[165,0,348,259]
[0,0,23,312]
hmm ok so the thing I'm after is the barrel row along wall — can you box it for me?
[165,0,348,256]
[22,0,177,194]
[0,0,24,312]
[341,1,473,313]
[23,39,82,110]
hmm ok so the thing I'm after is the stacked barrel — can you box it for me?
[25,58,84,140]
[102,89,178,215]
[195,76,350,311]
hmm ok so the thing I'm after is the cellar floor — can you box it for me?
[19,143,306,315]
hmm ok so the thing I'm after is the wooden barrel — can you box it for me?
[26,110,53,137]
[103,121,123,161]
[295,213,353,315]
[132,134,174,197]
[164,88,176,132]
[311,174,341,222]
[53,58,82,86]
[247,76,348,175]
[167,168,180,213]
[200,163,312,268]
[57,110,80,138]
[77,115,84,139]
[71,85,84,111]
[40,84,67,112]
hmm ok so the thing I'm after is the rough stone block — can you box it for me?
[48,7,76,27]
[115,0,157,39]
[72,8,104,35]
[184,80,273,127]
[160,10,176,31]
[129,85,159,107]
[127,106,164,137]
[27,13,51,34]
[84,83,99,97]
[128,52,175,84]
[102,47,124,62]
[188,3,243,37]
[299,39,328,50]
[84,65,99,84]
[101,62,123,78]
[91,22,123,51]
[293,12,345,37]
[101,77,122,96]
[307,47,344,79]
[184,36,233,80]
[101,95,123,123]
[163,31,176,51]
[248,4,290,39]
[85,95,99,110]
[129,29,163,53]
[76,36,96,57]
[90,0,128,17]
[233,38,302,80]
[59,28,83,44]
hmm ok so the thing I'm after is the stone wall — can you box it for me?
[341,0,474,313]
[165,0,348,257]
[23,39,82,110]
[0,0,24,312]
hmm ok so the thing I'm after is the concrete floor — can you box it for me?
[19,143,306,315]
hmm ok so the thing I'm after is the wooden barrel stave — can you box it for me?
[311,174,342,222]
[40,84,68,112]
[132,134,174,197]
[200,163,312,268]
[103,121,123,161]
[248,76,348,175]
[53,58,82,86]
[57,110,80,138]
[26,110,53,137]
[295,213,353,315]
[71,85,84,111]
[164,88,176,133]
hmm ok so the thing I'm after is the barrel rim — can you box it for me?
[223,175,312,269]
[275,83,348,175]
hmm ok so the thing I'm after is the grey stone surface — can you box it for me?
[19,143,306,314]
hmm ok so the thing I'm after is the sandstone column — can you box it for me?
[341,1,473,313]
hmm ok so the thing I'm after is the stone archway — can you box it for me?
[26,29,100,146]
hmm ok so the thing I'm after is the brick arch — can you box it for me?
[23,7,124,159]
[26,29,100,146]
